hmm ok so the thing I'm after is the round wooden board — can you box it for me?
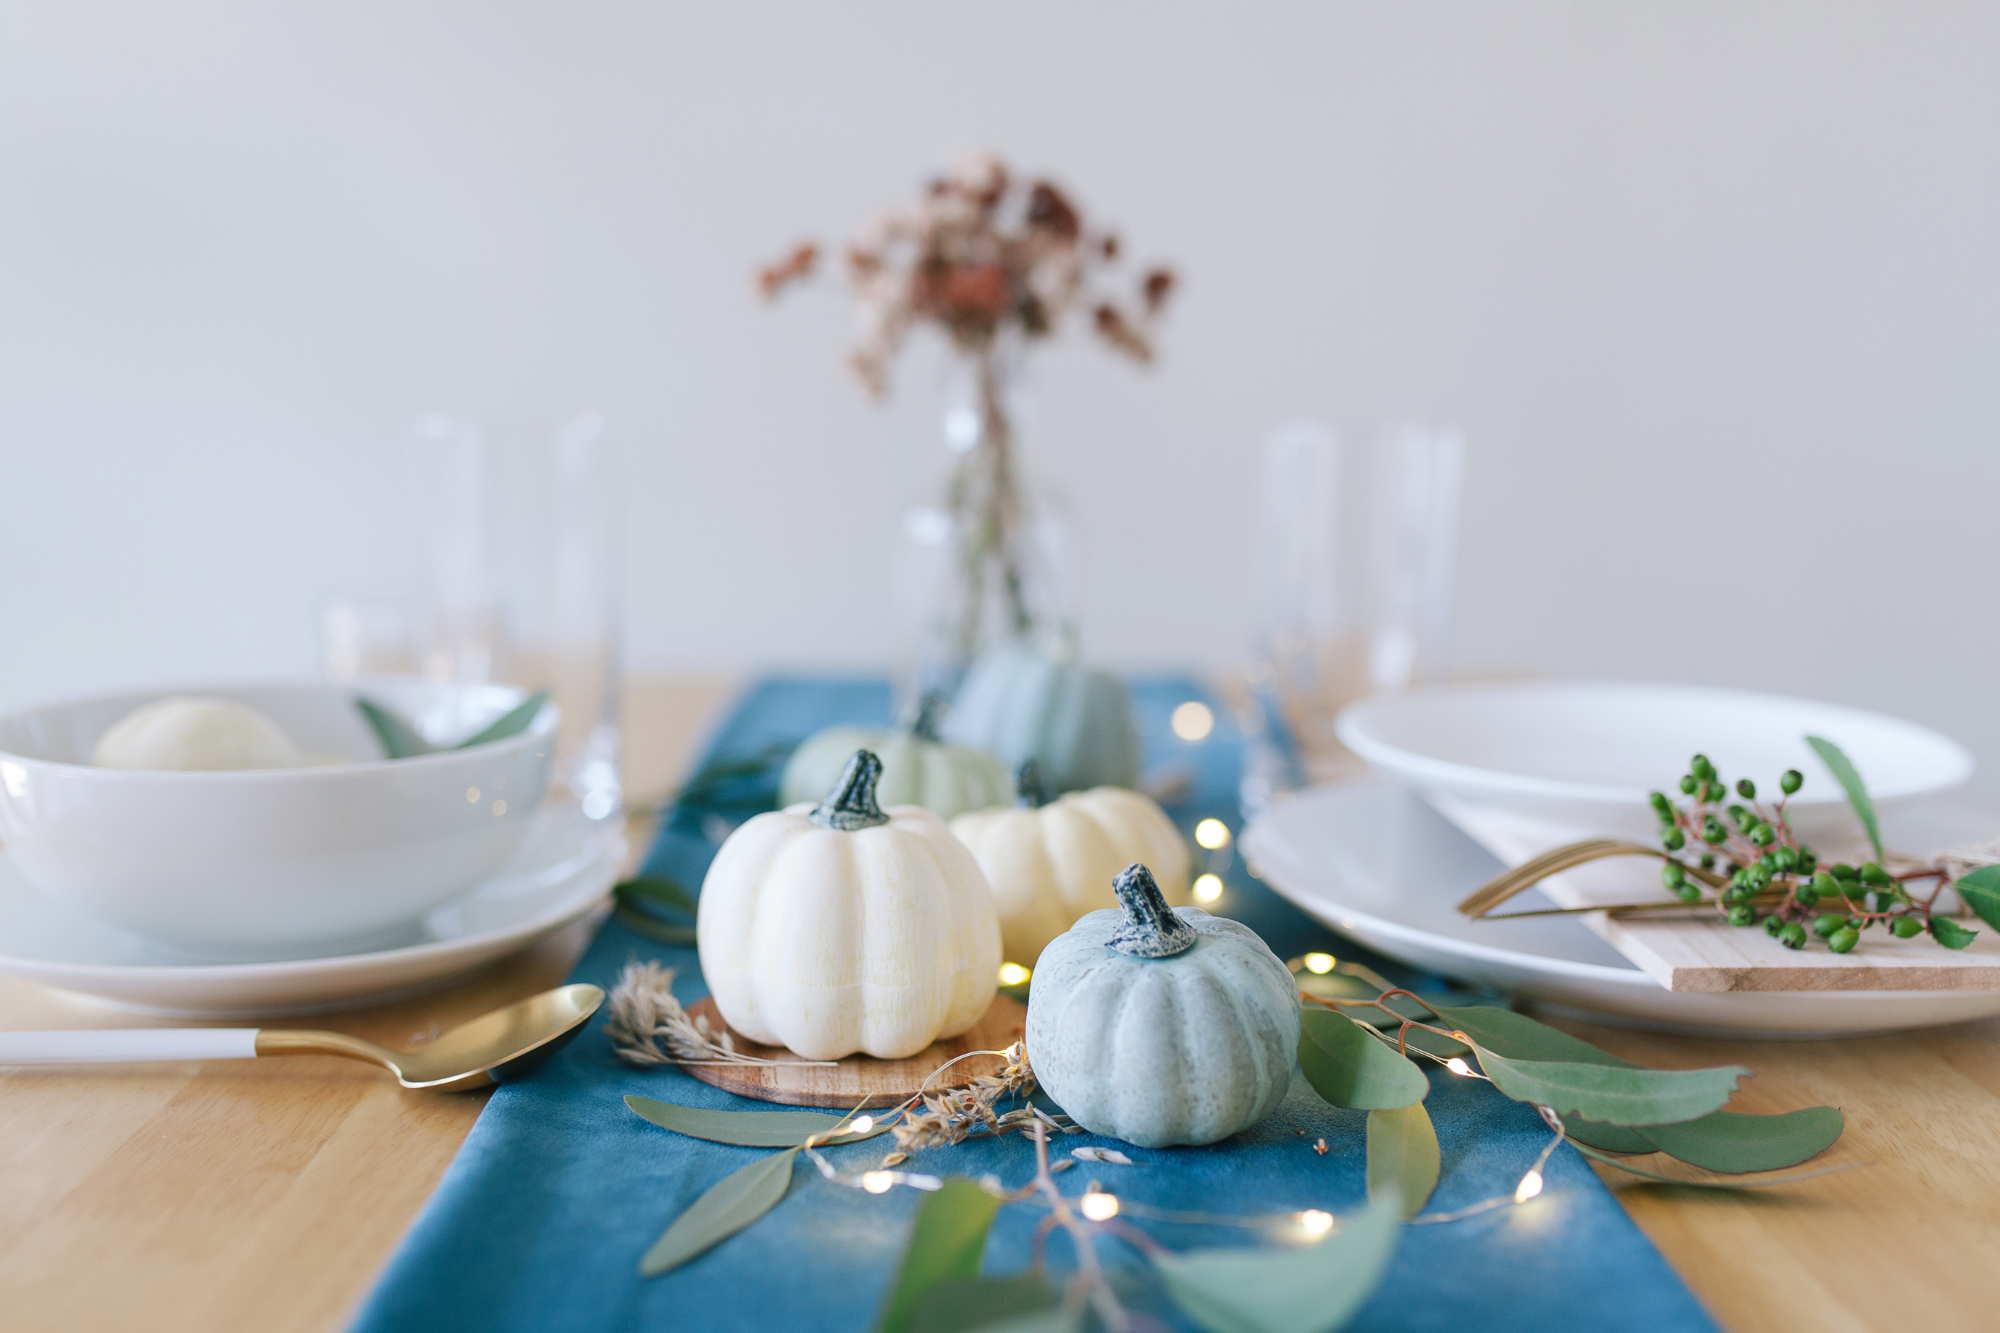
[681,993,1027,1109]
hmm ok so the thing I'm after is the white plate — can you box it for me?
[1242,782,2000,1037]
[0,807,620,1018]
[1335,681,1973,844]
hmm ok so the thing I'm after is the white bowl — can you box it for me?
[1335,680,1973,845]
[0,680,557,956]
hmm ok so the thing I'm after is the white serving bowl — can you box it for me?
[0,680,557,958]
[1335,680,1973,846]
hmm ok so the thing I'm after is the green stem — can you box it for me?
[909,691,946,744]
[808,751,891,831]
[1108,863,1197,958]
[1015,759,1052,809]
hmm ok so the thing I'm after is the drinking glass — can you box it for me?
[1247,419,1464,793]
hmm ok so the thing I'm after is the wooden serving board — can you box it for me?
[1439,797,2000,994]
[681,994,1027,1108]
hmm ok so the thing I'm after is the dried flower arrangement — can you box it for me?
[760,152,1175,666]
[609,956,1854,1331]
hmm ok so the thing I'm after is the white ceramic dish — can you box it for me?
[1241,782,2000,1037]
[0,679,557,956]
[1335,681,1973,844]
[0,806,619,1018]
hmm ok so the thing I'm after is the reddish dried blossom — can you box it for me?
[759,151,1175,393]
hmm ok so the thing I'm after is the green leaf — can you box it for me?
[455,689,550,750]
[1428,1003,1638,1068]
[354,697,434,760]
[1636,1107,1843,1173]
[1806,735,1883,862]
[1570,1140,1861,1190]
[1153,1191,1401,1333]
[617,875,700,915]
[1930,916,1979,949]
[1956,865,2000,932]
[614,905,699,945]
[625,1095,890,1148]
[907,1275,1062,1333]
[1425,1006,1655,1148]
[640,1147,798,1277]
[1297,1009,1429,1110]
[876,1179,1007,1333]
[1468,1044,1747,1126]
[1366,1103,1439,1218]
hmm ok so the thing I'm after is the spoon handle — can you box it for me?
[0,1029,260,1065]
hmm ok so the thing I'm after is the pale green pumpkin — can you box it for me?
[942,646,1141,795]
[777,695,1011,819]
[1026,863,1300,1148]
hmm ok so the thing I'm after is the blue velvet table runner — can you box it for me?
[351,676,1717,1333]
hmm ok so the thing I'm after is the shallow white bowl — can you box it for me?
[0,680,556,956]
[1335,681,1973,844]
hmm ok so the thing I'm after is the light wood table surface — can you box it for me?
[3,676,1996,1333]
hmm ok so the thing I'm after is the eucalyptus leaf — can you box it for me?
[1806,735,1882,862]
[1297,1009,1429,1110]
[354,698,434,760]
[876,1179,1007,1333]
[1152,1191,1401,1333]
[907,1274,1060,1333]
[614,905,699,946]
[625,1095,890,1148]
[1366,1103,1440,1218]
[454,689,550,749]
[1433,1002,1847,1168]
[640,1147,798,1276]
[1636,1107,1843,1173]
[1469,1045,1746,1127]
[1428,1003,1639,1069]
[1930,916,1979,949]
[953,1312,1081,1333]
[1956,865,2000,932]
[1570,1140,1860,1190]
[617,875,700,915]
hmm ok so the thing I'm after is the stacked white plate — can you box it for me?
[1242,681,1998,1037]
[0,809,620,1019]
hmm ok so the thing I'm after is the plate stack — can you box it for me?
[1241,680,2000,1036]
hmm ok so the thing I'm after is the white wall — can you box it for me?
[4,3,1998,794]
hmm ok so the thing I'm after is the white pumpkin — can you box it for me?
[697,749,1002,1061]
[949,766,1191,966]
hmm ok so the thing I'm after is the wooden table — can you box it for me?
[3,677,1996,1333]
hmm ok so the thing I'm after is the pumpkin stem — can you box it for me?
[1015,760,1052,809]
[1108,863,1197,958]
[908,691,947,744]
[808,750,892,831]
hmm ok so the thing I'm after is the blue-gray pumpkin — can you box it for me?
[943,646,1140,795]
[1026,863,1301,1147]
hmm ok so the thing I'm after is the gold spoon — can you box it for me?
[0,983,604,1092]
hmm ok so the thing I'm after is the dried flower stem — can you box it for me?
[605,962,835,1068]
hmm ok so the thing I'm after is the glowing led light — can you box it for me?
[1079,1192,1120,1221]
[466,787,481,804]
[1302,953,1336,975]
[1514,1170,1544,1203]
[1297,1209,1334,1236]
[492,799,508,817]
[998,962,1032,986]
[862,1172,895,1194]
[1194,819,1231,850]
[849,1116,874,1135]
[1193,874,1224,903]
[1171,701,1215,741]
[1445,1057,1473,1077]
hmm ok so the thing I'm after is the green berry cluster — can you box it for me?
[1647,753,1971,955]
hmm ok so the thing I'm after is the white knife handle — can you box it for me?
[0,1028,261,1065]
